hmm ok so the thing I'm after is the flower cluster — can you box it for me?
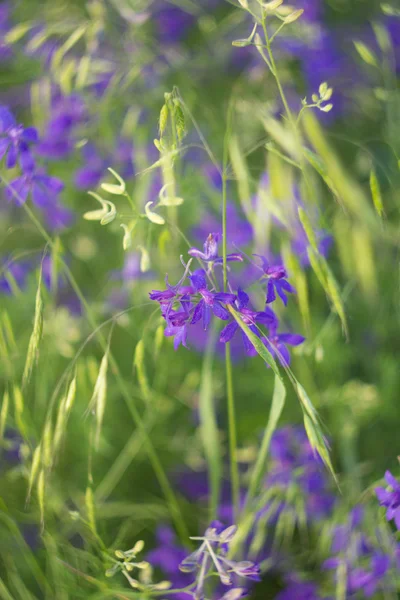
[150,233,304,365]
[1,105,73,230]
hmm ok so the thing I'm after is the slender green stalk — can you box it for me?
[222,106,240,519]
[16,199,189,544]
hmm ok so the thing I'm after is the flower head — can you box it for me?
[189,233,242,268]
[254,254,295,305]
[376,471,400,529]
[0,106,38,171]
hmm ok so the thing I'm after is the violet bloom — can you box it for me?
[0,106,38,171]
[6,168,64,207]
[263,328,305,367]
[255,255,295,305]
[74,143,108,189]
[192,205,254,251]
[376,471,400,529]
[219,288,277,357]
[0,257,30,294]
[163,297,192,350]
[189,268,236,330]
[146,526,192,600]
[37,93,87,159]
[264,426,335,522]
[188,233,242,268]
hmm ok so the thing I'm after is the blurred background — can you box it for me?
[0,0,400,598]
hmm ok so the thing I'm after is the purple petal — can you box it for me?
[5,144,17,168]
[191,300,204,325]
[213,292,236,304]
[220,322,238,343]
[212,302,230,320]
[21,127,39,143]
[277,333,305,346]
[6,177,29,204]
[203,233,219,260]
[0,137,9,159]
[188,247,207,261]
[202,303,211,330]
[266,279,276,304]
[0,106,16,131]
[276,342,291,366]
[385,471,399,490]
[19,148,35,172]
[189,269,207,292]
[237,287,249,309]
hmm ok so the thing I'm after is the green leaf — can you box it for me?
[22,262,43,389]
[198,325,222,520]
[369,168,384,217]
[246,375,286,506]
[354,41,378,67]
[133,340,151,401]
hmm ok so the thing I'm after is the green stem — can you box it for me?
[222,107,240,519]
[18,200,189,544]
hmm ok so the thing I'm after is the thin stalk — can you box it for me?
[16,199,189,544]
[222,101,240,522]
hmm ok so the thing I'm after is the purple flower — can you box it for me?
[219,288,277,357]
[192,205,254,251]
[189,268,236,330]
[254,255,295,305]
[37,93,87,159]
[0,257,30,294]
[0,106,38,171]
[74,143,107,189]
[263,329,305,366]
[188,233,242,268]
[6,168,64,207]
[376,471,400,529]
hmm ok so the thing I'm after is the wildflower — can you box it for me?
[37,93,87,159]
[188,233,242,268]
[0,257,30,294]
[375,471,400,529]
[219,288,277,357]
[5,167,64,207]
[189,268,236,330]
[0,106,38,171]
[263,328,305,366]
[254,254,295,305]
[74,143,107,189]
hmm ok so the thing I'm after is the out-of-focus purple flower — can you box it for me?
[219,287,277,357]
[263,426,335,522]
[254,255,295,306]
[115,137,135,179]
[0,106,38,171]
[0,257,30,294]
[146,526,192,600]
[188,233,242,268]
[376,471,400,529]
[154,4,196,44]
[37,93,87,159]
[275,577,325,600]
[323,505,395,598]
[74,143,107,189]
[42,199,74,231]
[0,3,13,61]
[192,204,254,251]
[263,329,305,367]
[6,168,64,207]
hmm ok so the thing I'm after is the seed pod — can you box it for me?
[159,104,168,137]
[174,100,186,142]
